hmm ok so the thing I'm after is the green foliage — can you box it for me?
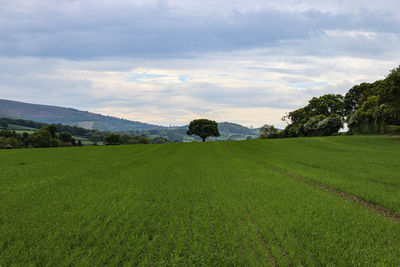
[385,125,400,135]
[187,119,220,142]
[2,117,257,143]
[302,114,343,136]
[280,65,400,137]
[1,137,400,265]
[105,133,123,145]
[48,124,57,138]
[259,124,279,139]
[306,94,345,117]
[29,127,56,148]
[348,66,400,134]
[316,115,343,136]
[59,132,73,143]
[344,83,371,116]
[0,117,179,148]
[0,125,81,149]
[282,107,307,125]
[138,136,150,144]
[281,94,345,138]
[303,114,326,136]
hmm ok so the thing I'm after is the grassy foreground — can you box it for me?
[1,136,400,265]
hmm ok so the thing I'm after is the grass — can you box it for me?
[6,124,38,131]
[13,130,36,135]
[1,136,400,265]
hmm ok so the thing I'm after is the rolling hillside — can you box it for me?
[0,99,260,140]
[0,99,165,131]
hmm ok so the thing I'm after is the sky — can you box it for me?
[1,0,399,128]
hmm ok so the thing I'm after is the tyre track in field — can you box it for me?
[221,142,400,222]
[243,207,277,267]
[264,163,400,221]
[221,142,232,153]
[222,142,278,265]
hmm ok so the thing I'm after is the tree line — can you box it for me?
[0,122,177,149]
[260,66,400,138]
[0,125,82,149]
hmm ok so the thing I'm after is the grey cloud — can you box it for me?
[0,1,399,59]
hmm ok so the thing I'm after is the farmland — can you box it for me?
[1,136,400,265]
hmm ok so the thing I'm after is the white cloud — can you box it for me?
[0,1,399,127]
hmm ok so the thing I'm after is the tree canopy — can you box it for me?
[276,65,400,138]
[259,124,279,139]
[187,119,220,142]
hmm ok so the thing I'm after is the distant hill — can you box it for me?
[0,99,165,131]
[218,122,258,135]
[0,99,261,139]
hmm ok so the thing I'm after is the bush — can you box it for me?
[105,133,122,145]
[259,124,278,139]
[303,115,326,136]
[385,125,400,135]
[138,136,150,144]
[316,115,343,136]
[29,130,54,148]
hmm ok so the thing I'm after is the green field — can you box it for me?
[1,136,400,265]
[6,124,37,131]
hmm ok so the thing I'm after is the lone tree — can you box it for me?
[187,119,220,142]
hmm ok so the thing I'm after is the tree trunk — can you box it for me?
[202,137,205,142]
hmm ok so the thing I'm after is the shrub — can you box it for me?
[385,125,400,135]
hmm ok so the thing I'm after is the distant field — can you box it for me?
[1,136,400,265]
[7,124,37,131]
[13,130,36,135]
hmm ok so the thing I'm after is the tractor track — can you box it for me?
[222,142,400,222]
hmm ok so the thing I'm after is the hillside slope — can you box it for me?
[0,99,259,139]
[0,99,164,131]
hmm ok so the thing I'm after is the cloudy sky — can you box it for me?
[1,0,399,128]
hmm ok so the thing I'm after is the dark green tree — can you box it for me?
[282,107,307,125]
[187,119,220,142]
[138,136,150,144]
[59,132,73,143]
[259,124,278,139]
[105,133,122,145]
[48,124,57,139]
[315,115,343,136]
[306,94,345,117]
[344,83,371,117]
[29,129,53,148]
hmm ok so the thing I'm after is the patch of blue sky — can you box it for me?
[126,73,168,83]
[179,75,193,82]
[293,81,328,88]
